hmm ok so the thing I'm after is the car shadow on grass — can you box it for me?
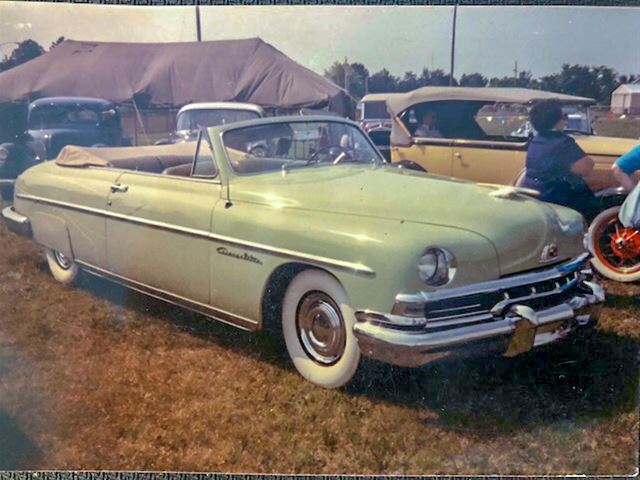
[0,411,41,469]
[75,269,638,438]
[73,270,288,363]
[348,329,639,437]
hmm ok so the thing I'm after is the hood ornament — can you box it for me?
[540,243,559,263]
[488,186,540,199]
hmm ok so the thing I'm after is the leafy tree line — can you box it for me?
[324,60,637,104]
[0,37,64,73]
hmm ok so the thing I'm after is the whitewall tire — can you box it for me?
[281,269,361,388]
[45,248,79,285]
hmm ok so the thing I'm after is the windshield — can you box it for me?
[362,101,389,120]
[561,105,591,134]
[176,109,261,131]
[222,121,382,175]
[28,104,108,129]
[508,103,592,137]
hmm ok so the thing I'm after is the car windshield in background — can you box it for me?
[363,101,389,120]
[28,105,102,129]
[177,109,261,131]
[561,105,591,134]
[222,121,382,175]
[475,103,592,139]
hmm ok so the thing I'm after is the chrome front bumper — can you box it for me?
[354,254,604,367]
[1,206,31,237]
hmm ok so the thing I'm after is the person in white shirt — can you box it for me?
[414,109,443,138]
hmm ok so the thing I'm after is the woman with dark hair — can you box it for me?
[521,99,598,220]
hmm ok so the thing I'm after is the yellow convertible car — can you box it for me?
[388,87,640,196]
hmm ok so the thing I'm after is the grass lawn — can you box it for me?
[0,216,637,474]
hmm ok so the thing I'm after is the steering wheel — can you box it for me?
[248,144,268,157]
[307,145,354,165]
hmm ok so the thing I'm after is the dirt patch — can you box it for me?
[0,218,637,474]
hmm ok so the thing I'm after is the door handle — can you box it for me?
[110,183,129,193]
[454,151,469,168]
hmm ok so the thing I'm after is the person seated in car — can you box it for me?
[414,108,443,138]
[521,99,598,221]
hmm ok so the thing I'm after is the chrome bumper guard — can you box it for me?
[354,254,604,367]
[1,206,31,237]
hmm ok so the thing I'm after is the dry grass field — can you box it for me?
[0,214,638,475]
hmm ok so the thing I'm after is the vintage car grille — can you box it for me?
[422,269,581,332]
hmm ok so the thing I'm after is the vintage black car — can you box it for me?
[0,96,127,199]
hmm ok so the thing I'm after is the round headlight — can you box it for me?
[418,247,456,286]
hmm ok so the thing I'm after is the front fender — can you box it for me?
[0,142,38,180]
[213,201,500,318]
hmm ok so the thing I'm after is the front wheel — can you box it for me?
[281,270,361,388]
[588,206,640,282]
[45,248,79,284]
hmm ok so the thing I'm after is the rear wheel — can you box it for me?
[45,248,79,284]
[588,206,640,282]
[281,269,361,388]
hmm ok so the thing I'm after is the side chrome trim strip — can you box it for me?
[17,193,376,277]
[75,260,258,332]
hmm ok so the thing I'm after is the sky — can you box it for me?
[0,3,638,80]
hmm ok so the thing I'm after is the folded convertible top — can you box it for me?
[55,142,196,172]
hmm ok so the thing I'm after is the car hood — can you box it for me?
[230,165,586,275]
[574,134,640,157]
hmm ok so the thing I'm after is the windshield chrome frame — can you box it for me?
[218,118,385,177]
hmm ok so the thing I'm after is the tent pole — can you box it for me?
[133,106,138,146]
[132,98,150,145]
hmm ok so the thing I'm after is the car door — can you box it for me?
[105,134,222,304]
[392,137,454,176]
[451,139,527,185]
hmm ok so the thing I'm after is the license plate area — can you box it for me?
[504,319,569,356]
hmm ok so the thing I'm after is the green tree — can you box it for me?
[398,71,421,92]
[419,68,456,86]
[50,36,65,50]
[0,39,45,72]
[324,60,369,99]
[459,73,488,87]
[368,69,399,93]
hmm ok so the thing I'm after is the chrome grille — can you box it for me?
[423,269,582,330]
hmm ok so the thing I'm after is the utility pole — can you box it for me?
[449,4,458,86]
[344,56,349,91]
[513,60,519,87]
[195,5,202,42]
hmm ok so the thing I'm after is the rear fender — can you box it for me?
[31,212,73,259]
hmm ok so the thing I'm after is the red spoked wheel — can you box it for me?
[588,206,640,282]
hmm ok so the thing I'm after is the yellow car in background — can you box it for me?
[387,87,640,196]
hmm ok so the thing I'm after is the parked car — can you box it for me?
[355,93,400,161]
[155,102,264,145]
[3,116,603,388]
[387,87,640,200]
[0,96,127,199]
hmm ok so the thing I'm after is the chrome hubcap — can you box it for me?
[296,292,345,365]
[53,250,72,270]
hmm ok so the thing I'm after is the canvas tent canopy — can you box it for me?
[0,38,349,113]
